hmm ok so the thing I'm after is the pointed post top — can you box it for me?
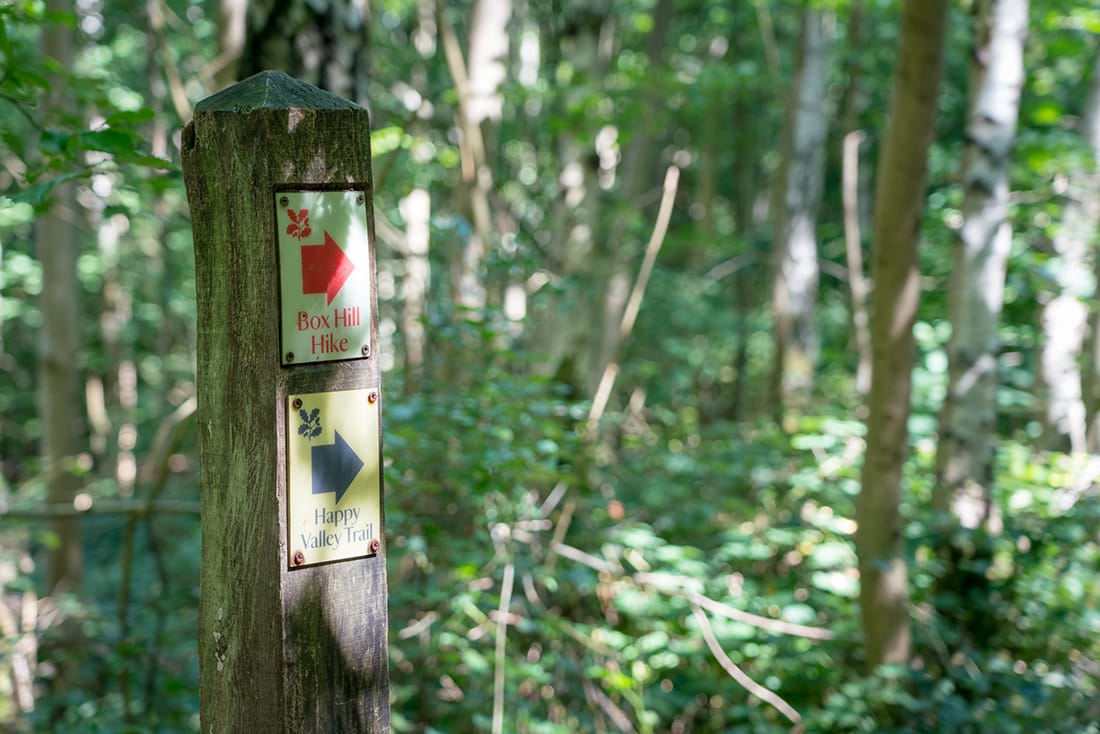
[194,70,362,114]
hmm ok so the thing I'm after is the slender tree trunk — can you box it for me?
[841,0,873,396]
[39,0,84,596]
[856,0,948,670]
[1086,41,1100,449]
[400,188,431,395]
[770,8,829,413]
[529,7,605,390]
[588,0,673,397]
[843,131,873,396]
[214,0,248,88]
[935,0,1027,522]
[1042,44,1100,453]
[933,0,1027,648]
[437,0,510,315]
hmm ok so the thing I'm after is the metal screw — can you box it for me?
[280,196,289,207]
[368,538,381,554]
[356,194,365,205]
[361,344,370,357]
[367,390,378,404]
[292,550,305,566]
[286,352,295,362]
[292,398,303,410]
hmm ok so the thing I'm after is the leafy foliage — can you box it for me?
[1,0,1099,732]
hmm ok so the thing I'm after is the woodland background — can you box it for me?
[2,0,1100,732]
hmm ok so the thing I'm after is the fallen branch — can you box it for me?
[692,605,803,728]
[635,572,834,641]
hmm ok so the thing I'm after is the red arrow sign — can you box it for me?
[301,231,355,305]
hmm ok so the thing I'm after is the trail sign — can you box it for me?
[277,189,372,365]
[182,70,389,732]
[287,388,381,568]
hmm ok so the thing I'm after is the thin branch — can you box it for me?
[491,562,515,734]
[0,499,200,519]
[843,130,872,395]
[551,540,613,575]
[147,0,192,123]
[692,605,803,728]
[619,166,680,345]
[703,252,765,282]
[545,499,574,572]
[398,611,439,640]
[752,0,781,74]
[636,571,834,641]
[538,481,568,518]
[583,678,638,734]
[588,166,680,425]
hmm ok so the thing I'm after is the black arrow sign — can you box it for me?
[311,430,363,504]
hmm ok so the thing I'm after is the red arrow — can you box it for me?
[300,231,354,305]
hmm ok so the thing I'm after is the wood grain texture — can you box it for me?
[182,70,388,733]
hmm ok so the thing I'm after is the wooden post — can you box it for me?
[181,71,389,732]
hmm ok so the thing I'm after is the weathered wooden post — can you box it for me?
[181,71,389,732]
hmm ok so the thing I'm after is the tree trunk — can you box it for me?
[1042,44,1100,453]
[39,0,84,596]
[933,0,1027,649]
[436,0,510,315]
[588,0,674,397]
[770,7,829,413]
[841,0,873,396]
[856,0,948,671]
[214,0,248,89]
[240,0,372,104]
[1085,42,1100,450]
[528,6,607,391]
[400,188,431,395]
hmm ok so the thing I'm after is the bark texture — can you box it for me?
[856,0,948,670]
[935,0,1027,529]
[933,0,1027,647]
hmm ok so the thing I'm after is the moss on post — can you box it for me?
[182,70,388,733]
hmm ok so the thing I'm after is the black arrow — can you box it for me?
[311,430,363,504]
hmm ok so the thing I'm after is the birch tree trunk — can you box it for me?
[769,7,829,412]
[1041,44,1100,453]
[856,0,948,670]
[933,0,1027,621]
[436,0,510,315]
[931,0,1027,651]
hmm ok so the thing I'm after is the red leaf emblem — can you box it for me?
[286,208,312,240]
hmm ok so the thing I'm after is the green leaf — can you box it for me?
[78,128,136,157]
[104,107,155,128]
[14,171,86,206]
[39,129,70,156]
[0,16,12,65]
